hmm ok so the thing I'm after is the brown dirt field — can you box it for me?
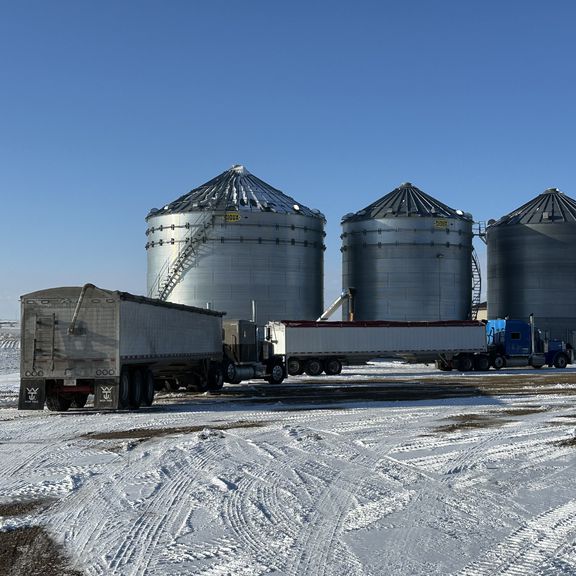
[82,419,269,441]
[0,498,80,576]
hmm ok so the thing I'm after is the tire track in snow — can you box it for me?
[107,440,232,575]
[51,435,230,576]
[286,452,377,576]
[457,499,576,576]
[214,431,315,572]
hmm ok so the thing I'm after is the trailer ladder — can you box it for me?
[471,247,482,320]
[150,214,216,301]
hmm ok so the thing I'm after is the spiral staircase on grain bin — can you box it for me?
[148,213,216,302]
[470,221,487,321]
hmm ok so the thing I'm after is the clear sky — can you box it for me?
[1,0,575,318]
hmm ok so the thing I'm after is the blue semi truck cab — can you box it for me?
[485,318,573,369]
[437,316,573,372]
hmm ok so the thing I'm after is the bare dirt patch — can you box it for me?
[0,499,53,517]
[82,420,269,441]
[497,407,549,417]
[436,414,512,433]
[0,526,82,576]
[556,436,576,448]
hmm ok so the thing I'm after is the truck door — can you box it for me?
[505,322,531,356]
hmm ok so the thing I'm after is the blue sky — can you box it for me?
[1,0,575,318]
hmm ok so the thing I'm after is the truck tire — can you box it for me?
[70,393,89,409]
[142,370,155,407]
[46,393,72,412]
[287,358,304,376]
[208,365,224,391]
[224,362,242,385]
[492,355,505,370]
[324,358,342,376]
[129,369,142,409]
[305,359,324,377]
[266,361,285,384]
[473,355,490,372]
[436,359,453,371]
[119,369,131,408]
[455,355,474,372]
[554,353,568,369]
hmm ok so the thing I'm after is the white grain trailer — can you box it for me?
[266,320,488,376]
[19,284,224,411]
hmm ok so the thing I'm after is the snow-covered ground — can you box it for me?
[2,358,576,575]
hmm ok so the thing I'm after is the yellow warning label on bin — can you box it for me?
[225,212,240,223]
[434,218,448,229]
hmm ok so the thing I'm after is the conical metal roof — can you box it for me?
[147,165,324,220]
[341,182,471,223]
[489,188,576,226]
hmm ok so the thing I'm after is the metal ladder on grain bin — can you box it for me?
[150,215,215,301]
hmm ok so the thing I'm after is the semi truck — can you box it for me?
[267,317,573,375]
[18,285,286,412]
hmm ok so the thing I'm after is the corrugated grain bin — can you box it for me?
[146,165,325,324]
[487,188,576,344]
[341,182,473,321]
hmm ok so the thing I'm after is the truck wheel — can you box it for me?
[324,358,342,376]
[208,366,224,391]
[492,355,505,370]
[70,393,89,409]
[119,370,131,408]
[554,353,568,369]
[455,355,474,372]
[305,359,324,376]
[287,358,304,376]
[224,362,242,385]
[142,370,155,407]
[473,355,490,372]
[266,361,285,384]
[46,393,72,412]
[129,369,142,409]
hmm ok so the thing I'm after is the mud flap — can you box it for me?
[94,381,120,409]
[18,380,46,410]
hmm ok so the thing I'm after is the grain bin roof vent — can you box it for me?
[490,187,576,226]
[147,165,324,220]
[342,182,471,222]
